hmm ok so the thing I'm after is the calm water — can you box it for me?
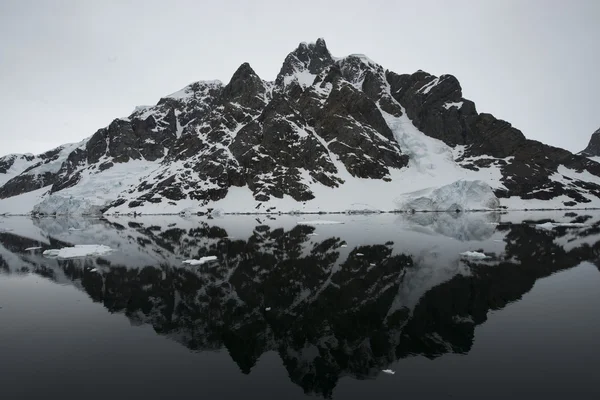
[1,212,600,399]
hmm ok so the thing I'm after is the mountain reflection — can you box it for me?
[1,212,600,397]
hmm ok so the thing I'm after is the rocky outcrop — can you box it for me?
[0,144,81,198]
[580,127,600,157]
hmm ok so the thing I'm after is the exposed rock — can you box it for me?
[580,127,600,157]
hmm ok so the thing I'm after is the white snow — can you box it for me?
[0,186,52,215]
[443,101,463,110]
[182,256,218,265]
[419,77,440,94]
[34,160,160,215]
[42,244,113,259]
[588,156,600,164]
[460,251,488,259]
[284,69,317,89]
[165,80,223,100]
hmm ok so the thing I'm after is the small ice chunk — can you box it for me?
[460,251,488,259]
[382,369,395,375]
[265,307,271,311]
[42,245,113,259]
[356,253,364,256]
[90,268,98,272]
[182,256,218,266]
[25,247,42,251]
[340,244,348,248]
[369,263,376,266]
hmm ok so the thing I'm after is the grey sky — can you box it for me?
[1,0,598,156]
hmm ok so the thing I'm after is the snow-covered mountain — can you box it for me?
[2,38,600,215]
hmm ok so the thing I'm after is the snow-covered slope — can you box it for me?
[2,39,600,215]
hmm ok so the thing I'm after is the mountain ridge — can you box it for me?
[2,38,600,215]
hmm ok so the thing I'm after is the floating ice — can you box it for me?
[42,245,113,259]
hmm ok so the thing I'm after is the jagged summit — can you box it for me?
[2,39,600,215]
[580,127,600,157]
[276,38,335,90]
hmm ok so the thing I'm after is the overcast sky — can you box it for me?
[1,0,598,156]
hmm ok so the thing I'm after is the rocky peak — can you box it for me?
[221,62,266,109]
[580,127,600,157]
[275,38,334,90]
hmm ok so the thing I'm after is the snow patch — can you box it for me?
[443,101,463,110]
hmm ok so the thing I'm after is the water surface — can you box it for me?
[1,212,600,399]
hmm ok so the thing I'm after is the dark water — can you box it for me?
[1,212,600,399]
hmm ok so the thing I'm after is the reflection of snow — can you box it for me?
[182,256,218,266]
[297,220,344,225]
[397,180,500,212]
[404,212,500,241]
[536,222,587,230]
[460,251,488,259]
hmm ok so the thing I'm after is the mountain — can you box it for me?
[2,38,600,215]
[580,127,600,159]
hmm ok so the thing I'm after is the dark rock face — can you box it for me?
[1,38,600,211]
[0,173,54,198]
[580,127,600,157]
